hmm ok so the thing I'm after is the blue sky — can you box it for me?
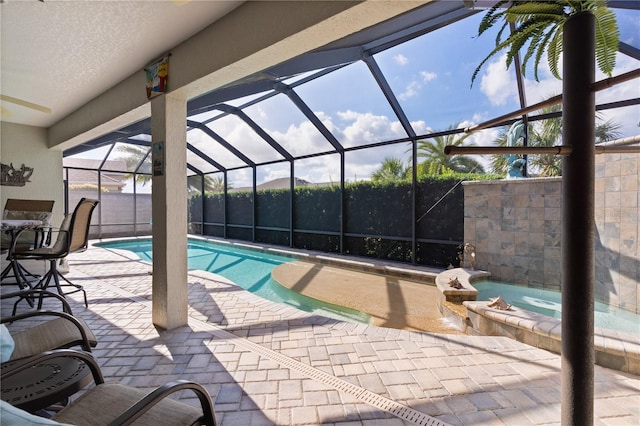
[218,9,639,188]
[73,8,640,191]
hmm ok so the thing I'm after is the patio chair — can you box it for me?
[1,349,218,425]
[13,198,99,307]
[1,289,97,362]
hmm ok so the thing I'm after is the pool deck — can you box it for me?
[1,240,639,425]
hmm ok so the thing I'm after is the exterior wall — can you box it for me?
[463,153,639,314]
[70,190,153,239]
[595,152,639,314]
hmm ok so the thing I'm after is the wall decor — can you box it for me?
[152,141,164,177]
[145,55,169,99]
[1,162,33,186]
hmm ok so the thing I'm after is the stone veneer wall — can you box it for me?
[463,152,639,314]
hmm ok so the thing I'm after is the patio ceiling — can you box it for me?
[0,0,245,128]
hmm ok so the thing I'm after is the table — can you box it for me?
[1,355,92,413]
[1,219,44,289]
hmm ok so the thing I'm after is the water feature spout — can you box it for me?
[463,243,476,269]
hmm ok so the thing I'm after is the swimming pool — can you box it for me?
[97,238,371,324]
[473,280,639,334]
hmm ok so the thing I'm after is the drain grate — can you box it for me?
[191,317,451,426]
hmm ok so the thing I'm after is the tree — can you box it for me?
[489,106,622,176]
[188,174,228,194]
[371,157,410,183]
[116,144,152,186]
[471,0,619,86]
[415,125,485,175]
[489,128,510,174]
[116,145,228,193]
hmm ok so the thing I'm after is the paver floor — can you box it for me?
[2,242,639,425]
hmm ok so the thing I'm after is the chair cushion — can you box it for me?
[9,317,97,361]
[1,324,15,362]
[53,383,205,426]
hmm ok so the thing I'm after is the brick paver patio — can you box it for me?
[2,242,639,425]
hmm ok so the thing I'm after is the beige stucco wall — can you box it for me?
[1,122,65,276]
[1,122,64,225]
[463,153,640,314]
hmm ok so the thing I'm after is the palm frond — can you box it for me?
[495,20,509,46]
[593,7,619,77]
[506,2,566,23]
[532,27,557,80]
[472,0,619,86]
[546,27,564,80]
[478,0,511,35]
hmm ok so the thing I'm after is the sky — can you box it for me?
[72,7,640,192]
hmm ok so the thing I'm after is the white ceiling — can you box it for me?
[0,0,244,128]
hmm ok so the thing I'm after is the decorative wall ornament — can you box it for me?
[145,55,169,99]
[1,162,34,186]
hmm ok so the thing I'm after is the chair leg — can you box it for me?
[56,270,88,308]
[29,259,88,308]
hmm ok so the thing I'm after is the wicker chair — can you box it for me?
[13,198,98,307]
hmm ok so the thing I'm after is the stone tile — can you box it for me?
[3,243,637,426]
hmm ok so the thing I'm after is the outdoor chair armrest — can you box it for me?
[107,380,217,426]
[10,225,53,253]
[1,310,97,359]
[13,226,70,258]
[1,349,105,384]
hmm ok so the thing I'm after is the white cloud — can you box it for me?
[594,54,640,138]
[480,54,518,106]
[338,111,408,148]
[421,71,437,82]
[394,54,409,65]
[398,80,421,101]
[398,71,437,101]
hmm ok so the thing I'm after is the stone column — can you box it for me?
[151,94,188,329]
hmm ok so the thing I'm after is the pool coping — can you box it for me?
[96,237,639,375]
[436,268,640,375]
[186,235,443,283]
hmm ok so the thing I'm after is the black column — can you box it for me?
[561,12,595,425]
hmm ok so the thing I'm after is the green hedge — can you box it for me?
[188,174,497,267]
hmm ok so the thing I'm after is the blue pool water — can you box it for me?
[474,281,639,334]
[98,238,371,324]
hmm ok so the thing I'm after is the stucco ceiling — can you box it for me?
[0,0,244,128]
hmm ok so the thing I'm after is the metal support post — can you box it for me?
[561,12,595,425]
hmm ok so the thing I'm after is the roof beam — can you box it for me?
[187,120,255,167]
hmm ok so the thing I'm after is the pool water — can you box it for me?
[98,239,371,324]
[473,281,639,334]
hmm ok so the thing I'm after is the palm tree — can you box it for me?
[116,145,229,193]
[415,125,485,175]
[594,118,621,143]
[115,144,152,186]
[188,174,228,194]
[489,107,622,176]
[489,128,509,174]
[371,157,410,183]
[471,0,619,86]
